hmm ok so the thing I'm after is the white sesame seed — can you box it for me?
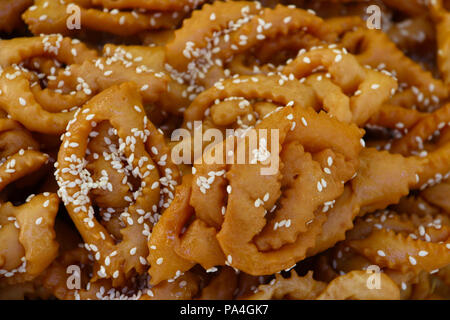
[327,156,333,167]
[401,282,407,290]
[317,181,323,192]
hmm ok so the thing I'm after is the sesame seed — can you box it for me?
[377,250,386,257]
[327,157,333,166]
[401,282,407,290]
[418,250,428,257]
[360,139,366,147]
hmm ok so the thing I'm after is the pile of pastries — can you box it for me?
[0,0,449,300]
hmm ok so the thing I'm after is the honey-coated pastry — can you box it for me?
[0,0,448,300]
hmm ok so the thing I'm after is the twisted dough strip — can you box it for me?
[22,56,64,77]
[41,246,178,300]
[166,1,334,90]
[197,267,239,300]
[167,1,334,71]
[385,103,450,189]
[39,247,117,300]
[42,246,207,300]
[49,48,168,107]
[312,240,426,300]
[84,122,139,240]
[216,106,362,275]
[348,229,450,274]
[240,31,324,68]
[348,210,450,243]
[436,265,450,287]
[183,74,316,131]
[91,0,207,11]
[98,44,190,116]
[0,67,77,135]
[0,36,98,133]
[316,270,400,300]
[368,104,425,130]
[13,54,93,114]
[0,148,59,285]
[0,280,51,300]
[306,147,424,257]
[149,267,254,300]
[223,32,321,79]
[314,243,372,280]
[430,0,450,86]
[141,271,201,300]
[341,28,448,110]
[150,105,363,280]
[23,0,185,37]
[0,119,39,159]
[165,1,262,73]
[244,270,327,300]
[56,82,180,286]
[390,103,450,155]
[0,35,98,68]
[0,150,48,192]
[345,209,450,275]
[0,194,59,285]
[85,122,133,210]
[245,270,400,300]
[0,0,32,33]
[148,174,196,285]
[283,47,398,125]
[415,141,450,190]
[421,180,450,213]
[409,271,450,299]
[393,193,442,217]
[386,16,435,53]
